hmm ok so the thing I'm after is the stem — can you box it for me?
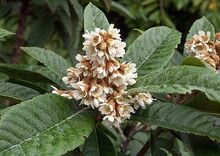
[137,127,163,156]
[121,123,149,153]
[11,0,30,64]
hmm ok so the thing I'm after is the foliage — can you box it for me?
[0,1,220,156]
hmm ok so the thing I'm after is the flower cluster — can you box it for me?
[52,24,153,127]
[185,30,220,69]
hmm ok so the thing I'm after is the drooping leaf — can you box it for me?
[0,82,40,101]
[0,94,95,155]
[123,26,181,76]
[84,3,109,32]
[21,47,70,77]
[133,101,220,142]
[129,66,220,104]
[0,72,8,82]
[82,129,117,156]
[186,17,215,40]
[0,28,14,39]
[0,63,65,88]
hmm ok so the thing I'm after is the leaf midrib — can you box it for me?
[134,29,174,70]
[0,107,90,153]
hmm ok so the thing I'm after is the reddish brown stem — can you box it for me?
[137,128,163,156]
[11,0,30,64]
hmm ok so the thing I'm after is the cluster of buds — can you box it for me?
[185,30,220,69]
[52,24,153,127]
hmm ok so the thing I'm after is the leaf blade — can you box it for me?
[124,26,181,75]
[0,82,40,101]
[21,47,70,77]
[130,66,220,103]
[0,94,95,155]
[186,17,215,40]
[133,102,220,142]
[84,3,109,32]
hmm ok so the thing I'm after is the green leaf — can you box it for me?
[111,1,135,19]
[123,26,181,76]
[84,3,109,32]
[133,101,220,142]
[82,129,117,156]
[0,28,14,39]
[0,63,65,88]
[21,47,70,77]
[27,13,54,46]
[130,66,220,103]
[181,56,212,68]
[0,94,95,155]
[170,139,194,156]
[45,0,61,12]
[0,82,40,101]
[0,72,8,82]
[186,17,215,40]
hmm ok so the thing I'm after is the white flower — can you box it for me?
[62,67,80,85]
[52,24,155,127]
[51,86,73,99]
[98,103,114,115]
[108,24,121,39]
[121,62,137,85]
[103,113,121,127]
[133,92,153,110]
[93,66,107,78]
[117,104,134,119]
[110,72,126,87]
[71,81,88,100]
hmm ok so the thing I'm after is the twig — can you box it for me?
[11,0,30,64]
[121,123,149,153]
[137,127,163,156]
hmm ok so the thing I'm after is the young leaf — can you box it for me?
[132,101,220,142]
[84,3,109,32]
[21,47,70,77]
[123,26,181,76]
[0,72,9,82]
[82,129,117,156]
[0,94,95,155]
[186,17,215,40]
[0,28,14,39]
[0,82,40,101]
[130,66,220,104]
